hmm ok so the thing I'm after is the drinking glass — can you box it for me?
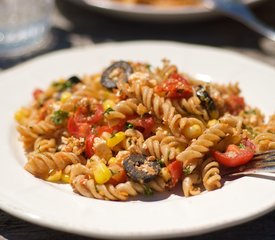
[0,0,54,58]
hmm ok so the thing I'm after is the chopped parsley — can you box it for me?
[52,81,73,92]
[267,130,275,134]
[183,166,192,176]
[126,122,134,129]
[52,76,81,92]
[51,110,69,125]
[239,143,245,149]
[156,159,165,168]
[104,107,114,115]
[144,185,153,196]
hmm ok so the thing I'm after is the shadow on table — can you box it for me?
[55,0,275,48]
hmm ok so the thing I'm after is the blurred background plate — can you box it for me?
[66,0,266,22]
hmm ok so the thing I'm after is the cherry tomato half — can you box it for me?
[155,73,193,99]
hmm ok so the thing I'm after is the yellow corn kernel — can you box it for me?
[107,132,126,148]
[61,173,70,183]
[103,99,115,111]
[46,170,62,182]
[160,168,171,182]
[108,157,118,165]
[60,92,72,103]
[183,124,202,139]
[94,162,112,184]
[207,119,219,128]
[14,108,30,124]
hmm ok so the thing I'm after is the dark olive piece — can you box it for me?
[68,76,81,84]
[196,85,218,119]
[123,154,161,183]
[100,61,133,89]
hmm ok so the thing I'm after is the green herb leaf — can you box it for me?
[144,185,153,196]
[104,107,114,115]
[51,110,69,125]
[183,166,192,176]
[239,143,245,149]
[126,122,134,129]
[156,159,165,168]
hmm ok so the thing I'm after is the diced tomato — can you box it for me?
[75,104,104,125]
[225,96,245,115]
[155,73,193,99]
[96,126,114,136]
[33,88,44,100]
[128,116,155,137]
[112,119,127,133]
[212,139,255,167]
[67,116,91,138]
[85,133,96,158]
[107,164,128,186]
[167,160,183,187]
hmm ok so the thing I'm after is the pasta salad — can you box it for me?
[15,60,275,201]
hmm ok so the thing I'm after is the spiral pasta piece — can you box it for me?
[25,152,86,178]
[127,80,205,138]
[172,95,209,120]
[176,121,234,169]
[123,129,144,153]
[104,98,138,122]
[143,134,187,165]
[72,175,166,201]
[201,157,221,191]
[34,137,57,153]
[182,171,201,197]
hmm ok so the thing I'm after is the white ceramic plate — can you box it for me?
[66,0,265,22]
[0,41,275,239]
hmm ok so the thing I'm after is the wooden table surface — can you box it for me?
[0,0,275,239]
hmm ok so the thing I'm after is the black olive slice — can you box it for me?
[100,61,133,89]
[196,85,218,119]
[68,76,81,84]
[123,154,161,183]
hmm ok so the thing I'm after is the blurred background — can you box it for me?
[0,0,275,70]
[0,0,275,239]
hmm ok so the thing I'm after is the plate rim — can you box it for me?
[65,0,266,21]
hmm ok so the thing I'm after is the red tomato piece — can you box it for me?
[96,126,114,136]
[107,164,128,186]
[67,116,90,138]
[155,73,193,99]
[128,116,155,137]
[33,88,44,100]
[112,119,127,133]
[167,160,183,187]
[85,133,96,158]
[225,96,245,115]
[75,104,104,125]
[212,140,255,167]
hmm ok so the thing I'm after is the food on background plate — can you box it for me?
[15,60,275,201]
[114,0,201,7]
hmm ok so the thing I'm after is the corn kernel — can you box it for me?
[61,174,71,183]
[46,170,62,182]
[94,162,112,184]
[60,92,72,103]
[207,119,219,128]
[160,168,171,182]
[108,157,118,165]
[107,132,126,148]
[183,124,202,139]
[103,99,115,111]
[14,108,30,124]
